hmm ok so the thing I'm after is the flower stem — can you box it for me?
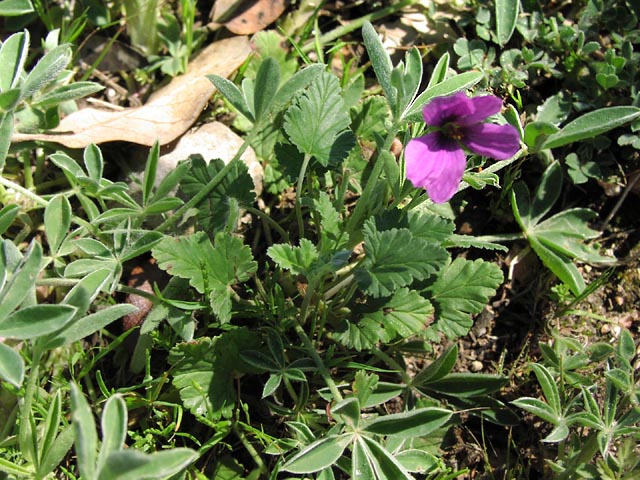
[469,233,524,243]
[246,206,290,243]
[154,141,249,232]
[346,125,400,244]
[283,376,300,406]
[18,349,42,464]
[371,347,412,385]
[0,176,49,207]
[293,320,343,403]
[295,153,312,240]
[233,422,267,475]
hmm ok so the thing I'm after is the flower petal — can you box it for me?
[458,95,504,125]
[463,122,521,160]
[422,92,473,126]
[405,132,467,203]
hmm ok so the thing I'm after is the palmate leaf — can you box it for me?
[355,220,448,298]
[426,258,503,339]
[152,232,256,322]
[313,192,349,254]
[284,71,355,166]
[153,232,256,292]
[366,288,433,338]
[334,317,390,352]
[169,329,259,421]
[180,156,255,235]
[267,239,319,277]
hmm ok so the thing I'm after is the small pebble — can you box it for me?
[615,296,624,306]
[471,360,483,372]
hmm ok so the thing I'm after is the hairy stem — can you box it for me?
[0,176,49,207]
[295,153,312,241]
[155,141,249,232]
[294,321,343,402]
[233,423,267,475]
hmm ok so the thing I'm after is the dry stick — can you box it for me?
[300,0,422,54]
[599,173,640,232]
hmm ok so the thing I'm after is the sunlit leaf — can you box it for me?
[284,71,355,166]
[427,258,503,338]
[355,220,447,298]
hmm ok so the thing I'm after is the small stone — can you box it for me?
[157,121,263,195]
[470,360,483,372]
[615,296,625,306]
[600,324,611,334]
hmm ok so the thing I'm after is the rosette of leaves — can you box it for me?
[512,160,615,295]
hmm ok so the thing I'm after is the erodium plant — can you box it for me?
[1,4,639,477]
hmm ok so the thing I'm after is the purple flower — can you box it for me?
[404,92,521,203]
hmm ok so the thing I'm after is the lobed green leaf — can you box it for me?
[427,258,503,339]
[284,71,354,166]
[355,220,447,298]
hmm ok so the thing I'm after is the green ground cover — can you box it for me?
[0,0,639,478]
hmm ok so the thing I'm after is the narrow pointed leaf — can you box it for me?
[0,342,24,387]
[413,344,458,386]
[40,304,137,349]
[44,194,72,254]
[0,240,41,321]
[426,52,449,90]
[98,395,128,471]
[511,397,560,424]
[21,44,72,100]
[70,383,98,480]
[530,364,562,415]
[362,21,395,109]
[361,436,415,480]
[0,304,77,339]
[282,434,351,474]
[496,0,519,45]
[528,234,585,295]
[404,71,484,122]
[363,407,452,438]
[97,448,197,479]
[0,30,29,91]
[207,74,254,122]
[542,107,640,149]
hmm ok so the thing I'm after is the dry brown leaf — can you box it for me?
[210,0,286,35]
[12,36,252,148]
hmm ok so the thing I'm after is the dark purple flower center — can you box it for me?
[441,121,464,141]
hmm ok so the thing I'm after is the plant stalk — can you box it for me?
[155,140,250,232]
[301,0,421,54]
[294,322,343,402]
[295,153,312,240]
[0,176,49,207]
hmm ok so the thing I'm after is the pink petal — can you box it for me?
[405,132,467,203]
[463,122,521,160]
[422,92,473,126]
[458,95,504,125]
